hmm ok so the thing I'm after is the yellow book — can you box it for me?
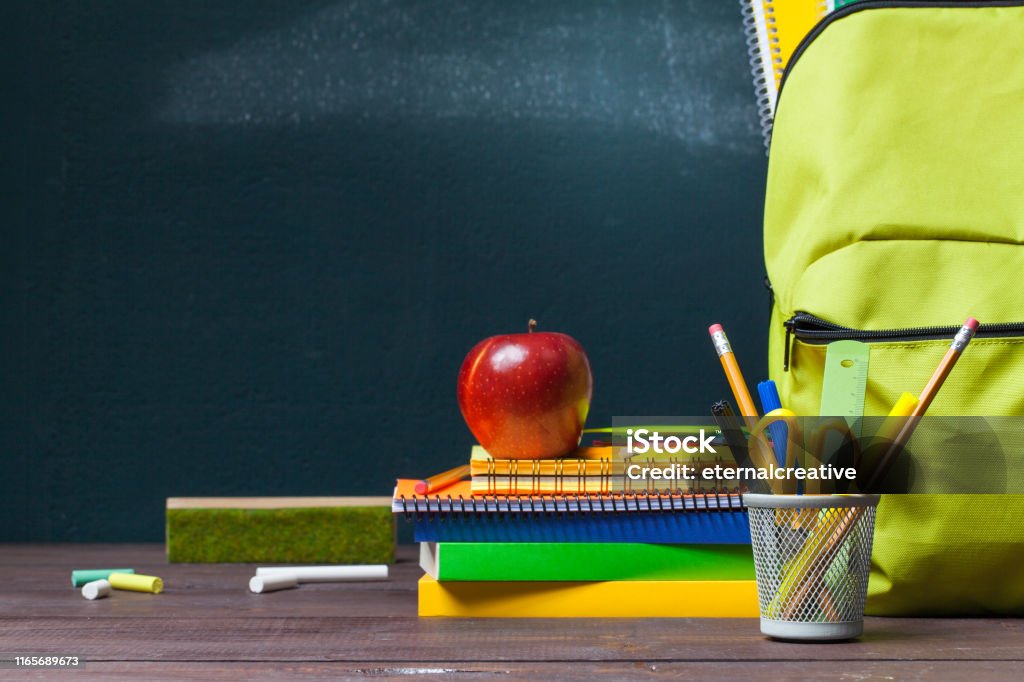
[418,575,758,618]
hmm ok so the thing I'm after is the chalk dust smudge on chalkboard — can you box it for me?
[159,0,757,149]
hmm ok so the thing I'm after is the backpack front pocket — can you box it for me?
[777,311,1024,417]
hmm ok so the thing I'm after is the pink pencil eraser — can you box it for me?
[964,317,979,331]
[414,481,429,495]
[708,324,723,335]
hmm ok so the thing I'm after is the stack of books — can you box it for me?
[392,444,757,617]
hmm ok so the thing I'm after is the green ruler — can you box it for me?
[819,340,870,436]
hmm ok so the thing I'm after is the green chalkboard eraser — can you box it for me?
[165,497,395,564]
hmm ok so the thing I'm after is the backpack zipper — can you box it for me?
[783,312,1024,371]
[775,0,1024,137]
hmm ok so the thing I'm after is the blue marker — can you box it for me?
[757,380,788,467]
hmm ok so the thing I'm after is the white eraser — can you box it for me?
[82,579,111,600]
[255,565,389,583]
[249,573,298,594]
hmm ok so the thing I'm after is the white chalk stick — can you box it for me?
[249,573,298,594]
[255,565,389,583]
[82,579,111,600]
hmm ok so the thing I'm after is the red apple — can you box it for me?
[457,320,593,459]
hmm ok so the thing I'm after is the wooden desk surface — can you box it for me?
[0,544,1021,680]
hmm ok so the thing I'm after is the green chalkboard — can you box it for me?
[3,0,767,541]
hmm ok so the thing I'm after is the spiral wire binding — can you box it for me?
[740,0,776,152]
[395,488,744,520]
[742,0,837,153]
[479,454,734,496]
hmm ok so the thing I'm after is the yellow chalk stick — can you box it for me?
[109,572,163,594]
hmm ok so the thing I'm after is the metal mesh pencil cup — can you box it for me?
[744,494,881,641]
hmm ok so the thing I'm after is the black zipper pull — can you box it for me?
[763,275,774,319]
[783,315,795,372]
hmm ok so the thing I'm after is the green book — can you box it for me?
[419,542,754,581]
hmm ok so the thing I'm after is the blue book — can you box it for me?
[411,510,751,544]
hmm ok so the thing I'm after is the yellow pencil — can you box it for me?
[710,324,778,480]
[708,324,760,418]
[865,318,978,491]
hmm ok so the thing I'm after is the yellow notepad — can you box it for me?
[418,575,758,618]
[741,0,827,147]
[765,0,827,90]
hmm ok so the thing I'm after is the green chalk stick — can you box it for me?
[72,568,135,587]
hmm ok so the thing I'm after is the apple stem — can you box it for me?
[528,319,537,333]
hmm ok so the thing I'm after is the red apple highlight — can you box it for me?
[457,320,593,459]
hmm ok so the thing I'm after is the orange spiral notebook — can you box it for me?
[391,478,744,516]
[467,445,738,495]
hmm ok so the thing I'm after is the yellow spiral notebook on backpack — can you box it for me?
[740,0,829,147]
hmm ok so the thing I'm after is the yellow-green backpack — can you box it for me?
[764,1,1024,615]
